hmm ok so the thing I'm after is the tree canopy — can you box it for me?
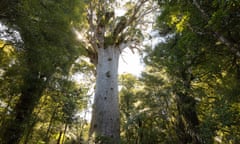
[0,0,240,144]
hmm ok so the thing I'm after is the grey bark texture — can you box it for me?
[90,46,120,144]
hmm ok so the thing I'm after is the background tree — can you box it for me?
[119,72,177,144]
[0,0,86,143]
[147,0,240,143]
[120,0,240,143]
[23,75,90,144]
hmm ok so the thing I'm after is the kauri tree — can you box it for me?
[75,0,156,143]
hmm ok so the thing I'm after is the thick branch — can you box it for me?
[192,0,209,19]
[192,0,240,58]
[113,0,155,47]
[127,0,148,25]
[113,0,149,37]
[73,28,98,65]
[0,42,12,49]
[87,2,99,50]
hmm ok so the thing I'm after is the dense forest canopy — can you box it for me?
[0,0,240,144]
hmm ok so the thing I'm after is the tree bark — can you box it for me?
[175,69,203,144]
[176,92,202,144]
[90,46,120,144]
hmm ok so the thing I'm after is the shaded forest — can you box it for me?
[0,0,240,144]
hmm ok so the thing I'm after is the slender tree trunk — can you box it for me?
[45,106,58,143]
[57,131,63,144]
[137,118,143,144]
[90,46,120,143]
[62,123,68,144]
[23,117,37,144]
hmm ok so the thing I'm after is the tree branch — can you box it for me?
[192,0,240,58]
[0,41,12,49]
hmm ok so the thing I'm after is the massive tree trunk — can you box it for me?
[84,1,153,143]
[90,46,120,143]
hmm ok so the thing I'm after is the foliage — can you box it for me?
[0,0,89,143]
[119,72,178,144]
[119,0,240,143]
[1,0,240,143]
[148,0,240,143]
